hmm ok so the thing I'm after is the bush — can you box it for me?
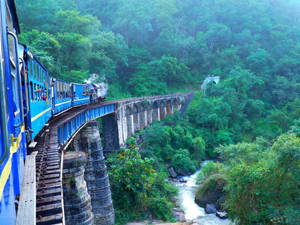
[171,149,196,174]
[196,161,224,183]
[107,142,177,224]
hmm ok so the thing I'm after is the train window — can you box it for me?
[39,85,41,101]
[30,59,33,78]
[33,62,36,80]
[62,83,65,98]
[32,62,35,79]
[55,82,58,99]
[30,82,33,101]
[28,58,32,77]
[59,82,62,99]
[11,73,20,116]
[6,4,15,64]
[34,83,37,101]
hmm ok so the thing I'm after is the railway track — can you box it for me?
[31,105,88,225]
[31,100,117,224]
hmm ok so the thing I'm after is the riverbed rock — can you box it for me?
[173,208,186,222]
[169,167,177,178]
[195,174,227,210]
[216,211,228,219]
[205,204,217,214]
[178,167,189,176]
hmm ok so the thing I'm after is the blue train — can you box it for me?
[0,0,107,224]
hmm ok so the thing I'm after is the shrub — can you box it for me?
[171,149,196,174]
[196,161,224,183]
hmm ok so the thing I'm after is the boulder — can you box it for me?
[195,174,226,210]
[178,167,189,176]
[205,204,217,214]
[169,167,177,178]
[173,208,186,222]
[216,211,228,219]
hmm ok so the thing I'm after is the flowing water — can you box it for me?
[174,169,232,225]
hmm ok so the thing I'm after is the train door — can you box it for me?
[71,83,74,106]
[18,45,31,141]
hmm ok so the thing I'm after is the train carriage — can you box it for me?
[0,1,109,223]
[21,45,52,139]
[53,79,72,114]
[0,0,26,224]
[72,83,90,106]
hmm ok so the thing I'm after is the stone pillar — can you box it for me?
[102,113,120,154]
[117,108,126,147]
[157,107,160,121]
[147,105,153,125]
[144,110,147,128]
[70,121,115,224]
[63,152,94,225]
[131,114,134,135]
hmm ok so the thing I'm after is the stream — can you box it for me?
[174,169,232,225]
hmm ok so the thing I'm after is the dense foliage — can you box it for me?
[16,0,300,224]
[107,141,177,224]
[16,0,300,101]
[218,134,300,224]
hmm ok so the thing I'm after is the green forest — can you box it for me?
[16,0,300,224]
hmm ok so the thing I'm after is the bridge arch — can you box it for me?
[173,98,179,109]
[166,99,172,115]
[139,103,146,130]
[146,102,152,125]
[160,101,166,120]
[153,101,159,121]
[133,104,139,132]
[126,106,133,136]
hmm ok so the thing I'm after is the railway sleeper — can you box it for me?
[37,182,61,191]
[36,195,62,207]
[36,212,63,225]
[37,187,61,198]
[36,203,62,216]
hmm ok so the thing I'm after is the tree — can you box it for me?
[219,134,300,224]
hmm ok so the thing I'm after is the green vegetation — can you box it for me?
[218,133,300,224]
[17,0,300,101]
[107,141,177,224]
[16,0,300,224]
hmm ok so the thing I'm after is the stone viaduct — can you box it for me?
[102,93,188,154]
[63,93,189,225]
[19,93,191,225]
